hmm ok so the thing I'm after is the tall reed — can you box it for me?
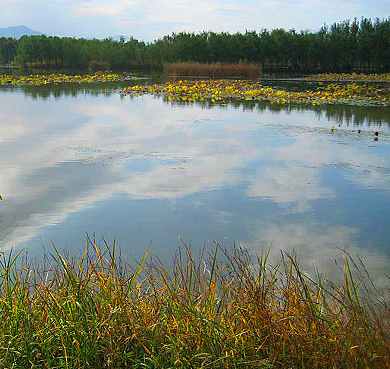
[0,239,388,368]
[163,62,262,78]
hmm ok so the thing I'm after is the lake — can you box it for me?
[0,75,389,285]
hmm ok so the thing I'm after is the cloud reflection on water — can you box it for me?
[244,222,390,288]
[0,89,389,286]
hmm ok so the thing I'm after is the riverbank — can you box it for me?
[0,243,388,368]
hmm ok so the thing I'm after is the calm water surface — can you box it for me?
[0,79,389,284]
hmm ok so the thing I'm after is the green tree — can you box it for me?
[0,37,17,64]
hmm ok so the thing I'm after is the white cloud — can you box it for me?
[74,0,139,17]
[0,0,388,40]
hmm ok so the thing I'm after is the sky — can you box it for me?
[0,0,389,41]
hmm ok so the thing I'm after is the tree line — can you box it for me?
[1,17,389,72]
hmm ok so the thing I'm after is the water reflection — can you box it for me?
[1,82,389,126]
[164,98,390,127]
[246,222,390,287]
[0,82,128,100]
[0,84,389,287]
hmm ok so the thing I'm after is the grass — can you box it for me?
[0,240,389,368]
[163,62,262,78]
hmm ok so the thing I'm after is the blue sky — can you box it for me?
[0,0,389,41]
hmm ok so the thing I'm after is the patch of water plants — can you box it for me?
[0,72,137,86]
[122,79,390,107]
[307,73,390,82]
[0,240,388,368]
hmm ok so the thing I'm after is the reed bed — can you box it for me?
[0,240,389,368]
[163,62,262,78]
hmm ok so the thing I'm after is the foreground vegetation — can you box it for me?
[0,241,389,368]
[123,79,390,107]
[1,17,389,72]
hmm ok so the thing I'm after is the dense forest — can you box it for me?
[0,17,389,72]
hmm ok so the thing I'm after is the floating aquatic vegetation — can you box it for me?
[122,79,390,107]
[307,73,390,82]
[0,72,137,86]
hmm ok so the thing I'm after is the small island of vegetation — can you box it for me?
[122,79,390,107]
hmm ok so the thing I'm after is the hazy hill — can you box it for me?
[0,25,42,38]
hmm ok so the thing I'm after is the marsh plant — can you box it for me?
[0,239,389,368]
[163,62,262,78]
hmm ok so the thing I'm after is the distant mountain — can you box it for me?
[0,25,42,38]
